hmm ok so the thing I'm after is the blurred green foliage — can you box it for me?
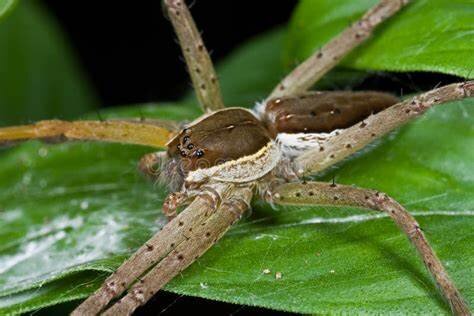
[0,0,97,126]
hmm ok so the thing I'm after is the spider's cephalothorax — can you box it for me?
[160,108,274,191]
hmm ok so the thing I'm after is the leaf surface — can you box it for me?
[285,0,474,79]
[0,0,17,20]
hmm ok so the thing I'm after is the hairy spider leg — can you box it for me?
[102,184,252,315]
[268,0,410,99]
[72,183,234,315]
[0,119,179,148]
[269,181,470,316]
[163,0,224,112]
[295,81,474,176]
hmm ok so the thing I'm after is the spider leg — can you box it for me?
[163,0,224,112]
[101,184,252,315]
[163,191,189,220]
[0,119,179,148]
[294,81,474,176]
[71,183,233,316]
[267,0,409,99]
[268,181,470,316]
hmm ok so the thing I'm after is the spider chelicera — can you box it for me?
[0,0,472,315]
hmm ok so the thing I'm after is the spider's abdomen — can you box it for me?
[167,108,271,172]
[263,91,399,136]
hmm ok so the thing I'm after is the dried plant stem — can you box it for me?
[295,81,474,176]
[268,0,409,100]
[71,183,233,316]
[102,185,252,315]
[271,181,470,316]
[163,0,224,112]
[0,119,178,148]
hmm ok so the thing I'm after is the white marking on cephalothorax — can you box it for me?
[186,141,281,184]
[276,131,342,159]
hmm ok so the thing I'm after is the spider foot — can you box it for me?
[163,192,188,221]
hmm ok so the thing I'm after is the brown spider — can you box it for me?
[0,0,472,315]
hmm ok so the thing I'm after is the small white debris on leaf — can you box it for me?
[330,269,335,274]
[80,201,89,210]
[263,268,271,274]
[200,282,208,289]
[38,147,48,157]
[275,272,282,280]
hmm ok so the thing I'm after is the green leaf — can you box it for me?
[285,0,474,79]
[0,0,17,20]
[0,271,103,315]
[0,0,97,126]
[0,20,473,316]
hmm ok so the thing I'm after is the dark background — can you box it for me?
[37,1,297,315]
[41,0,297,108]
[38,0,457,110]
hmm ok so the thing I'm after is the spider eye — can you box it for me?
[187,143,194,149]
[195,149,204,157]
[180,150,187,157]
[183,135,190,143]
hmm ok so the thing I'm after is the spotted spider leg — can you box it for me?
[294,81,474,176]
[163,0,224,112]
[0,119,179,148]
[268,0,409,100]
[72,182,235,315]
[101,184,253,315]
[268,181,471,316]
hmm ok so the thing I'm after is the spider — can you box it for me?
[0,0,472,315]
